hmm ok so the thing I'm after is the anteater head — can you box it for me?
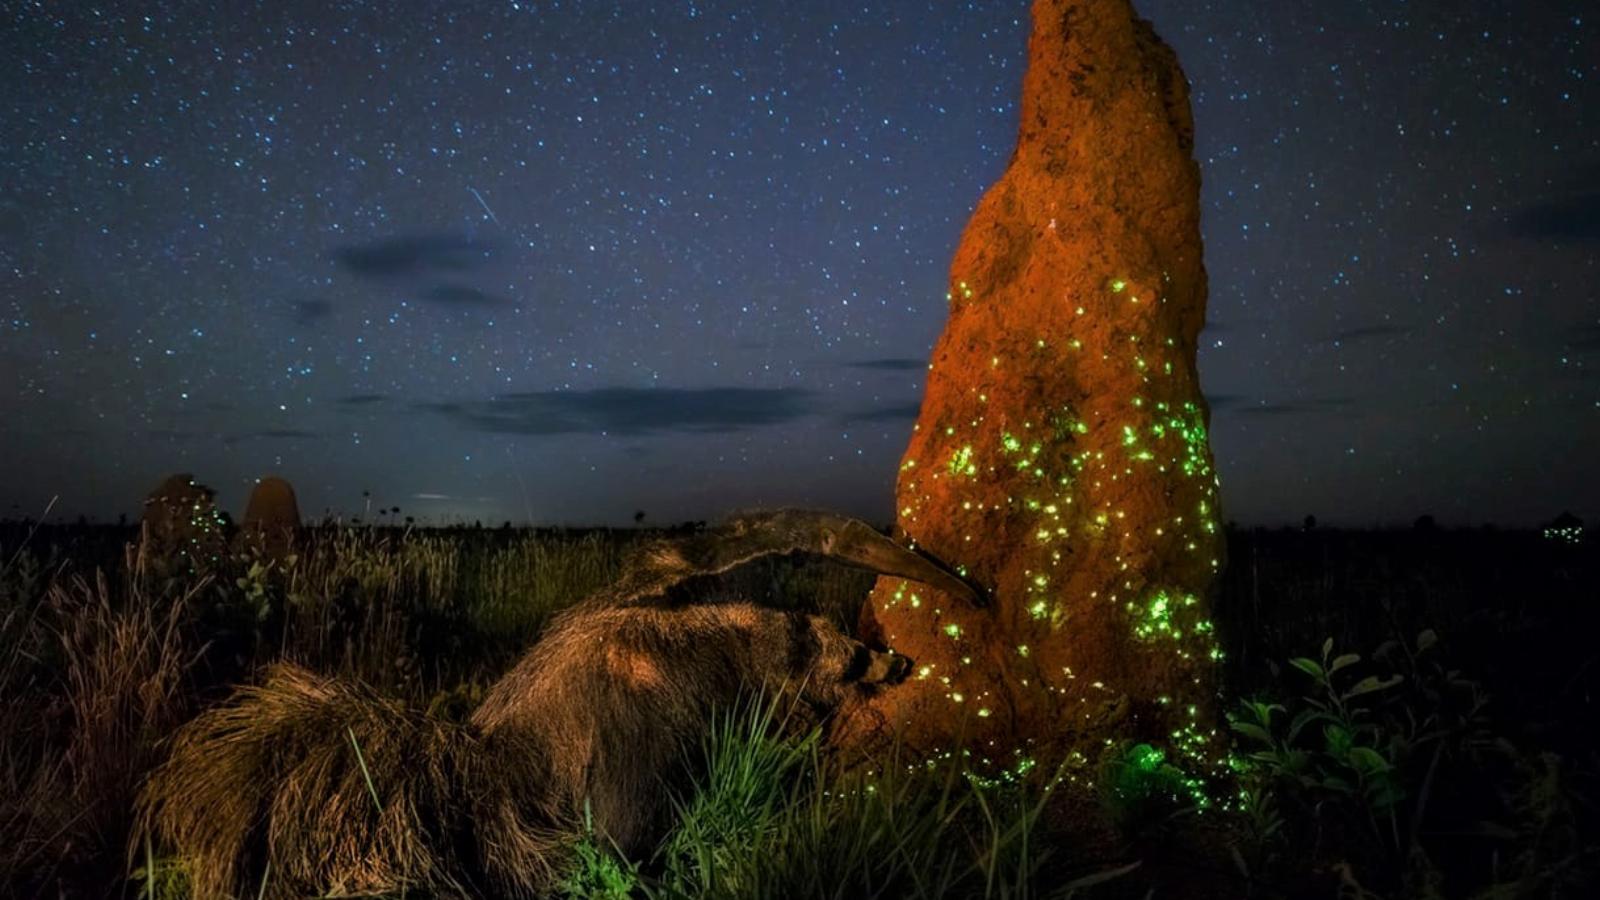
[779,611,915,708]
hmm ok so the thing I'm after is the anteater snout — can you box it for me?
[859,650,912,685]
[884,652,912,684]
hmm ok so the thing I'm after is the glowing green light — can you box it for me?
[1029,600,1048,619]
[944,623,962,639]
[947,444,977,477]
[1110,279,1128,293]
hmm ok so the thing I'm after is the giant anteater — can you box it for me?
[138,509,980,898]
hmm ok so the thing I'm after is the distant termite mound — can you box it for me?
[842,0,1227,795]
[241,475,301,558]
[141,473,229,572]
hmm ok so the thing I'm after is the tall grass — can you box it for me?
[0,524,628,896]
[1,521,1594,897]
[2,554,203,894]
[559,696,1133,900]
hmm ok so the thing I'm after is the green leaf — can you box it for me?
[1347,746,1392,773]
[1290,657,1324,679]
[1343,674,1404,700]
[1237,700,1282,728]
[1329,653,1361,674]
[1321,637,1334,661]
[1287,708,1332,743]
[1323,724,1353,756]
[1229,721,1273,744]
[1416,629,1438,653]
[1320,775,1354,794]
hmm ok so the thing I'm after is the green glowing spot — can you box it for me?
[1130,590,1184,641]
[947,444,977,477]
[944,623,963,639]
[1029,600,1049,619]
[1130,743,1164,772]
[1002,433,1022,453]
[1016,644,1030,657]
[950,692,965,703]
[1122,425,1138,447]
[977,708,991,718]
[1110,279,1128,293]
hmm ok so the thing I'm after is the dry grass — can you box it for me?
[2,557,200,894]
[137,662,571,898]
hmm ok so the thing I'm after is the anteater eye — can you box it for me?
[842,645,873,681]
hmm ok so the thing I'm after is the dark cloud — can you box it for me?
[1212,396,1354,416]
[845,358,926,371]
[1508,192,1600,242]
[338,393,388,406]
[840,403,922,422]
[293,298,333,325]
[332,233,494,277]
[419,283,505,306]
[1205,394,1244,411]
[425,387,819,436]
[227,429,321,443]
[1315,325,1416,345]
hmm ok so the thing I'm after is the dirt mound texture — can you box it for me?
[849,0,1226,785]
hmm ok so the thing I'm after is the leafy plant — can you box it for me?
[559,803,642,900]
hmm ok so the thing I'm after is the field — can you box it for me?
[1,519,1595,898]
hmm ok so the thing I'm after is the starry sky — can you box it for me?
[2,1,1596,528]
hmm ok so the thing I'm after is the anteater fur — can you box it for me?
[137,663,564,898]
[138,511,945,898]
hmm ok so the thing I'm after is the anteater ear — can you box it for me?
[842,644,873,682]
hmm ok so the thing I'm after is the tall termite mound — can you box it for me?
[850,0,1226,789]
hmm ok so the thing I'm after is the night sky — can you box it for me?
[2,1,1595,528]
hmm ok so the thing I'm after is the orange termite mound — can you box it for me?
[842,0,1226,782]
[241,475,301,557]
